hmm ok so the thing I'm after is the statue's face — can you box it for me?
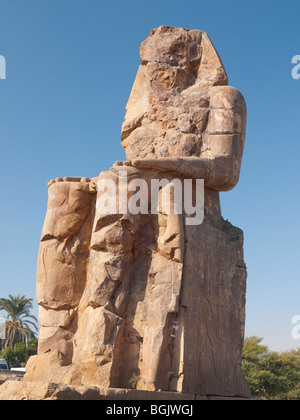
[141,26,201,67]
[140,26,202,92]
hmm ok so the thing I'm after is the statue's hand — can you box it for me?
[113,160,133,167]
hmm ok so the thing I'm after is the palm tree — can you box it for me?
[0,294,38,349]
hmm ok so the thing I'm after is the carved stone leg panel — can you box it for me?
[171,218,250,398]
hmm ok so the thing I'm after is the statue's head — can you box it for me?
[139,26,203,91]
[121,26,230,160]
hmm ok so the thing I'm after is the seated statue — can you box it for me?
[25,26,250,398]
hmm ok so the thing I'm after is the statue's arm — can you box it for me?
[131,86,246,191]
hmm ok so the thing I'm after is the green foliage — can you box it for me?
[0,347,16,368]
[242,336,300,400]
[128,373,141,390]
[0,339,38,368]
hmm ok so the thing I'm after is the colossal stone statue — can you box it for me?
[13,26,250,399]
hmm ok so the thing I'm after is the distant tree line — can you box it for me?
[242,336,300,400]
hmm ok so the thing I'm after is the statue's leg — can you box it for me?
[138,184,185,391]
[69,170,140,386]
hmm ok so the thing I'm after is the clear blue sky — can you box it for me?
[0,0,299,352]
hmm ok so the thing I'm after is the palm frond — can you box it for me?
[0,295,38,348]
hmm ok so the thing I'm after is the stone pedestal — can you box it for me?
[0,381,253,401]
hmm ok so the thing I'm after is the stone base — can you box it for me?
[0,371,25,385]
[0,380,255,401]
